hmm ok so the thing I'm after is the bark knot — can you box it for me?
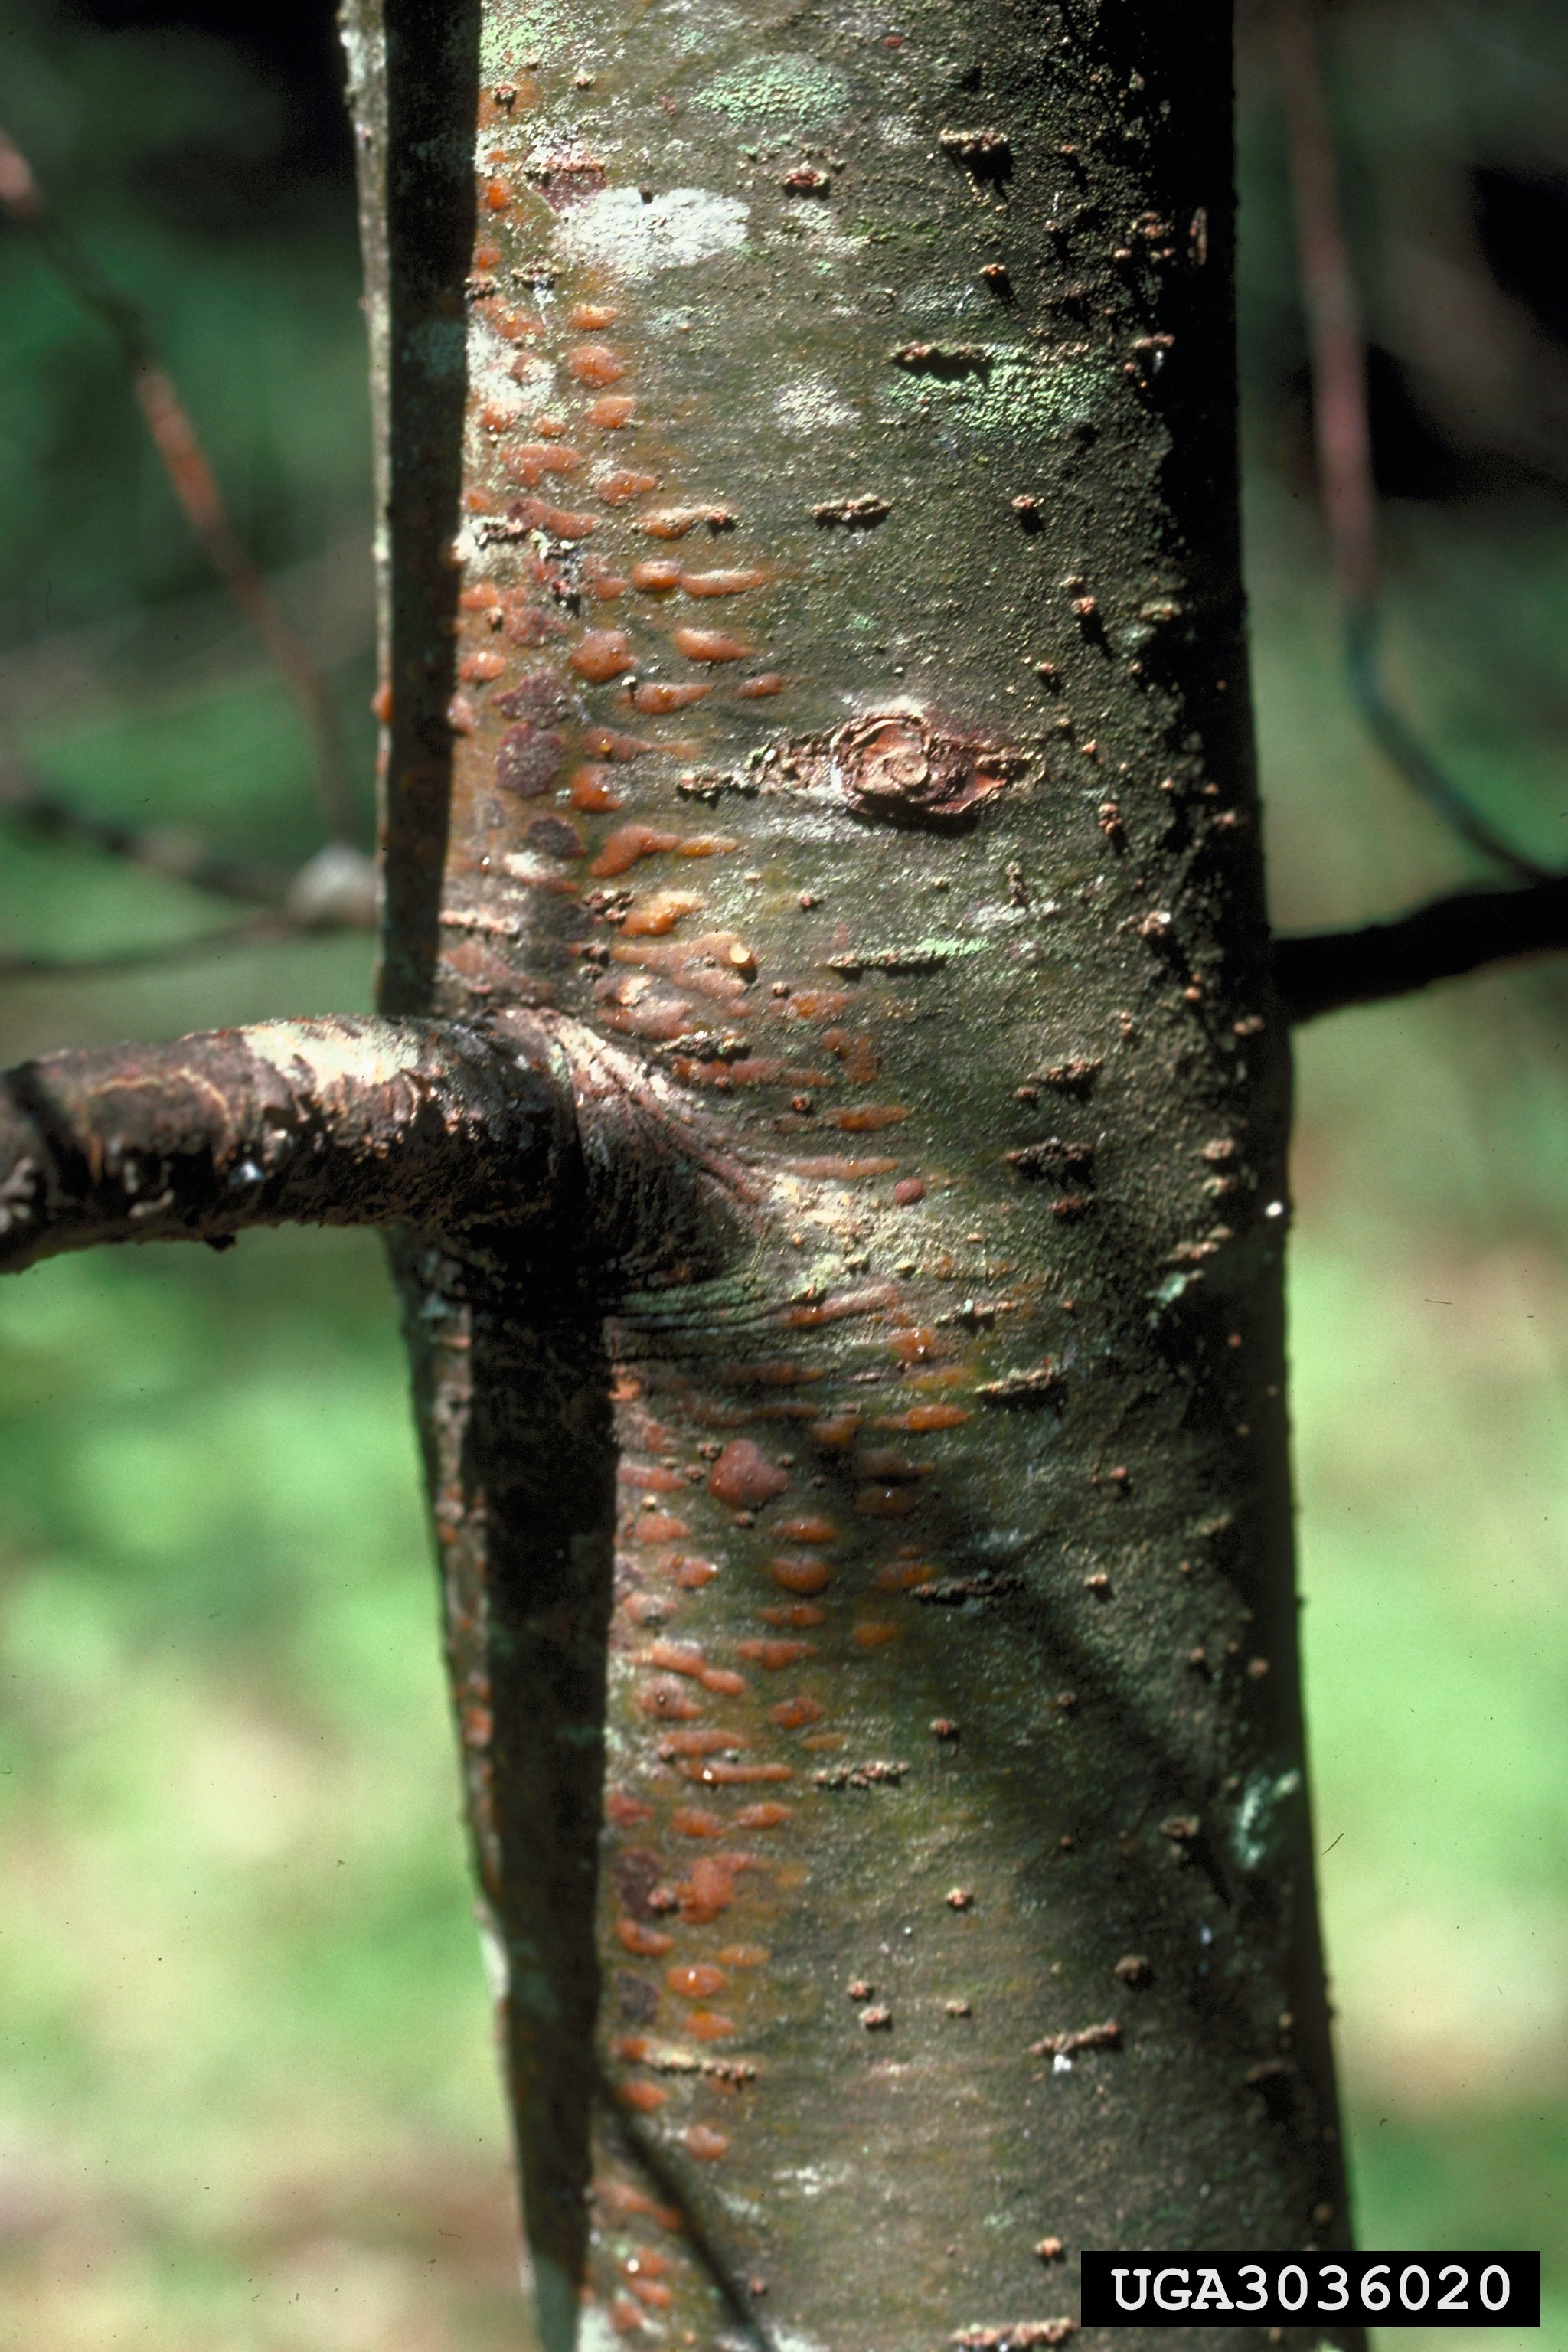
[762,711,1028,830]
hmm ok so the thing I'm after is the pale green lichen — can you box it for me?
[479,4,567,76]
[880,346,1110,440]
[692,54,851,125]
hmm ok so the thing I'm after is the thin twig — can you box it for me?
[0,916,295,983]
[0,749,290,904]
[0,126,358,842]
[1273,0,1544,882]
[1275,873,1568,1023]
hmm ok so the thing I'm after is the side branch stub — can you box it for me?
[0,1014,577,1271]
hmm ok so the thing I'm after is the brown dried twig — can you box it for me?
[0,125,358,843]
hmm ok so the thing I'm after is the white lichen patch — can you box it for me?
[1232,1766,1303,1872]
[880,346,1109,440]
[576,2311,625,2352]
[245,1020,418,1101]
[554,186,748,279]
[468,312,555,425]
[775,372,859,435]
[692,54,850,124]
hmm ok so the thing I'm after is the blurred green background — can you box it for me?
[0,0,1564,2344]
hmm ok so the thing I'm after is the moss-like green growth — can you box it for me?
[691,54,851,125]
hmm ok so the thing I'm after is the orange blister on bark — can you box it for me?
[635,1679,703,1721]
[835,1106,908,1132]
[667,1962,727,1999]
[671,1807,727,1838]
[513,496,596,537]
[659,1728,749,1756]
[770,1694,825,1730]
[737,1638,817,1668]
[583,726,655,759]
[568,342,627,386]
[768,1555,832,1596]
[635,1512,691,1544]
[639,507,708,539]
[459,648,506,682]
[639,1639,708,1679]
[775,1515,839,1544]
[677,1858,739,1924]
[568,766,626,812]
[622,890,704,938]
[808,1411,862,1449]
[671,626,750,663]
[632,679,710,713]
[590,824,683,877]
[879,1403,970,1431]
[679,1757,792,1785]
[616,1918,674,1958]
[570,629,638,684]
[855,1485,921,1518]
[889,1326,945,1364]
[709,1440,790,1508]
[504,440,583,482]
[599,469,661,505]
[681,568,769,596]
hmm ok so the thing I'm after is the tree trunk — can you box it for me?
[0,2,1358,2345]
[338,1,1354,2344]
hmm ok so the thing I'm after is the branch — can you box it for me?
[0,748,377,971]
[0,916,293,983]
[1273,0,1544,883]
[0,1014,577,1271]
[0,126,358,842]
[0,749,290,904]
[1275,872,1568,1022]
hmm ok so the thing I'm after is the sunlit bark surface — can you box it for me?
[341,2,1357,2345]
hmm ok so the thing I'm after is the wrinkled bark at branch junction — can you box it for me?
[336,2,1358,2348]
